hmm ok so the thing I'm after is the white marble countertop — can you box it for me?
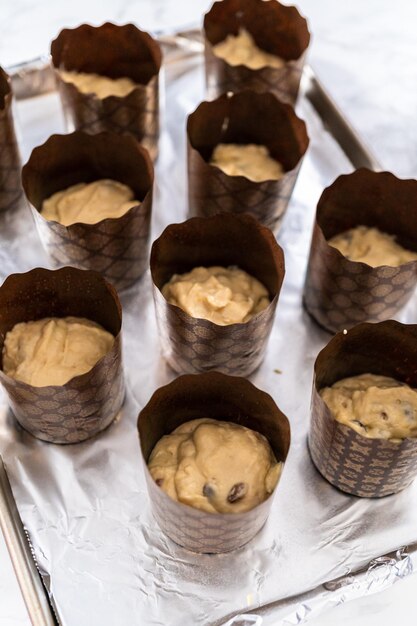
[1,1,417,624]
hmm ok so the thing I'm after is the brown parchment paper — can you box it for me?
[21,130,154,292]
[303,169,417,333]
[51,22,162,160]
[187,90,309,232]
[0,67,23,214]
[150,212,285,376]
[309,320,417,497]
[0,266,124,444]
[204,0,310,103]
[138,371,290,553]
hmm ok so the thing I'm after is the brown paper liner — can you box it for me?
[51,23,162,160]
[204,0,310,103]
[0,67,23,214]
[21,131,154,292]
[309,320,417,497]
[187,91,309,232]
[0,267,124,444]
[138,371,290,552]
[150,212,285,376]
[303,169,417,333]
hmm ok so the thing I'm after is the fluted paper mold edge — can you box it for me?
[150,212,285,376]
[0,266,124,444]
[204,0,310,103]
[0,67,23,214]
[138,371,290,552]
[51,22,162,160]
[303,169,417,333]
[309,320,417,497]
[22,130,154,291]
[187,90,309,233]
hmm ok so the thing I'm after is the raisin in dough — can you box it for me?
[59,70,138,98]
[41,179,140,226]
[2,317,114,387]
[320,373,417,441]
[161,266,270,325]
[212,28,284,70]
[210,144,284,183]
[148,418,282,513]
[328,226,417,267]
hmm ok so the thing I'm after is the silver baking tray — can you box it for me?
[1,30,417,626]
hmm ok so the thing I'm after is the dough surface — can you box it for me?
[328,226,417,267]
[320,373,417,441]
[161,266,270,325]
[212,28,284,70]
[41,179,140,226]
[210,143,284,183]
[148,418,282,513]
[59,70,137,98]
[3,317,114,387]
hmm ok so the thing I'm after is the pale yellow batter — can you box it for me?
[162,266,270,325]
[2,317,114,387]
[212,28,284,70]
[59,70,138,99]
[320,373,417,441]
[328,226,417,267]
[210,144,284,183]
[148,418,282,513]
[41,179,140,226]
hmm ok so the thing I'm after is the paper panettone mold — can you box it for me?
[309,320,417,497]
[187,90,309,232]
[303,169,417,333]
[204,0,310,103]
[21,130,154,291]
[0,267,124,444]
[138,371,290,553]
[0,67,23,214]
[150,212,285,376]
[51,22,162,160]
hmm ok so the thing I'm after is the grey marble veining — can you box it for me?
[297,0,417,178]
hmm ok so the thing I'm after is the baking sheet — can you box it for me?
[1,51,417,626]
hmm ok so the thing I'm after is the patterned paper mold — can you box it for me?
[204,0,310,103]
[21,131,154,291]
[150,212,285,376]
[0,267,124,444]
[309,320,417,497]
[0,67,23,214]
[138,371,290,553]
[51,22,162,160]
[187,90,309,232]
[303,169,417,333]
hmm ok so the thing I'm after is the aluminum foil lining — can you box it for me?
[1,47,417,626]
